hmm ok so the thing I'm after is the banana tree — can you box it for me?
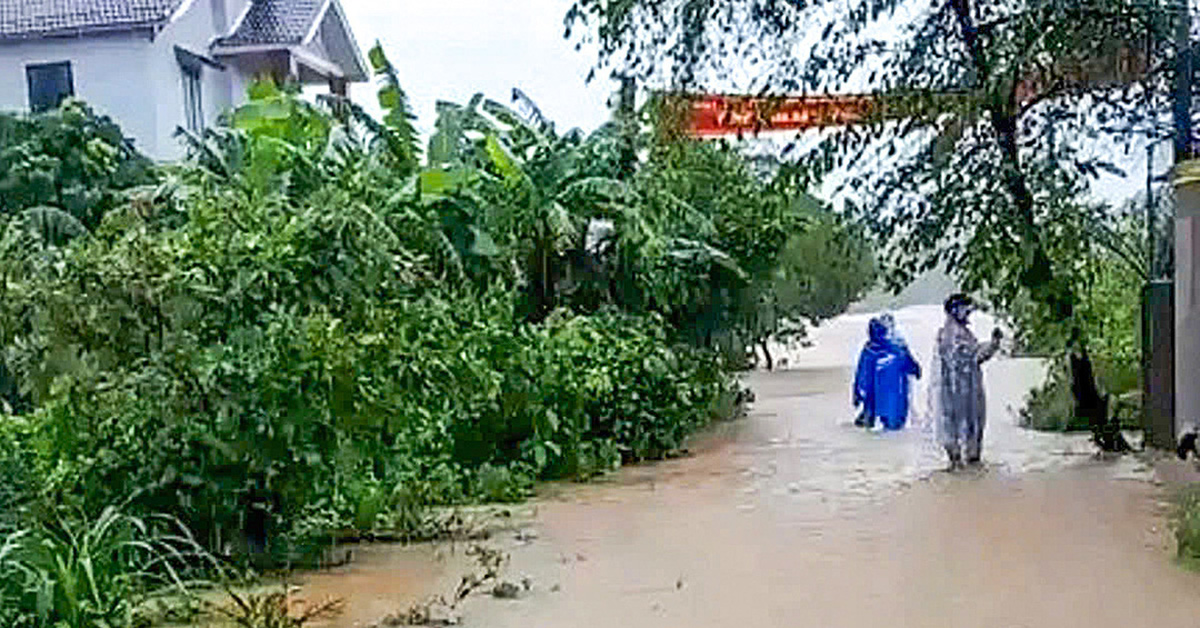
[421,92,625,320]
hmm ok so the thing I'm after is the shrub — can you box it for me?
[1171,484,1200,569]
[0,91,747,568]
[5,192,736,555]
[0,508,212,628]
[1020,357,1141,432]
[0,99,156,230]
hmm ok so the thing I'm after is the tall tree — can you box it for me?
[566,0,1176,449]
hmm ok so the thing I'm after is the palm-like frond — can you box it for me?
[22,206,88,248]
[510,88,556,137]
[367,42,421,172]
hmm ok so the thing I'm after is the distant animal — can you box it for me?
[1178,431,1199,461]
[242,480,280,567]
[1069,333,1130,453]
[744,346,759,370]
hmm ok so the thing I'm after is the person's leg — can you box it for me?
[944,412,963,469]
[882,411,904,430]
[945,443,962,469]
[965,411,985,464]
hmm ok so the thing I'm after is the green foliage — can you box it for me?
[0,507,210,628]
[564,0,1166,315]
[365,42,421,174]
[636,139,876,355]
[0,99,155,230]
[1019,359,1140,432]
[1171,484,1200,570]
[1014,210,1146,431]
[0,71,872,579]
[0,86,745,567]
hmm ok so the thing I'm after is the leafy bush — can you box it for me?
[1,183,734,559]
[1171,484,1200,570]
[1019,358,1141,432]
[507,311,734,477]
[0,76,845,573]
[1014,221,1144,433]
[0,99,155,230]
[0,507,211,628]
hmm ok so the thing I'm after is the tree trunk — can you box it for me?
[948,0,1123,452]
[948,0,1073,321]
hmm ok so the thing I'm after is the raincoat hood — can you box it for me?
[868,318,888,344]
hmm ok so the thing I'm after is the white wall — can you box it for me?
[220,0,253,32]
[1177,184,1200,436]
[150,0,244,160]
[0,0,259,161]
[0,33,158,154]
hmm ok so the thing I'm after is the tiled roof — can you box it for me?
[0,0,184,40]
[216,0,325,47]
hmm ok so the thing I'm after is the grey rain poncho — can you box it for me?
[927,313,1001,461]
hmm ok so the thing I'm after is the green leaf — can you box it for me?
[419,168,474,198]
[378,85,401,111]
[484,134,523,182]
[365,41,420,171]
[469,227,500,257]
[368,43,388,72]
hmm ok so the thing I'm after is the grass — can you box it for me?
[0,506,218,628]
[1170,483,1200,570]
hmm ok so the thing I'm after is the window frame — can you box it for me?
[26,61,74,114]
[181,63,203,133]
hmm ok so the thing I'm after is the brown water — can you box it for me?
[298,306,1200,628]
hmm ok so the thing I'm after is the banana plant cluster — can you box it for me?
[0,41,875,599]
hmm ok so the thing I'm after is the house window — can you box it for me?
[26,62,74,113]
[182,64,203,132]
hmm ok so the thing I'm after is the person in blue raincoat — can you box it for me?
[853,318,888,428]
[876,314,921,430]
[853,317,921,430]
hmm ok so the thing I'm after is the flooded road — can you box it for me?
[309,305,1200,627]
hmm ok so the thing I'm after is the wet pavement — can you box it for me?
[303,305,1200,628]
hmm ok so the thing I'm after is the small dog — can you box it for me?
[1178,431,1199,461]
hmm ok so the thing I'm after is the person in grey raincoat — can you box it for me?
[930,293,1003,469]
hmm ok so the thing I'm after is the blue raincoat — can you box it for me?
[854,318,921,430]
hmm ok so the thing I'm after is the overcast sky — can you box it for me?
[341,0,615,137]
[333,0,1158,210]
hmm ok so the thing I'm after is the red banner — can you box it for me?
[683,94,879,137]
[673,46,1147,138]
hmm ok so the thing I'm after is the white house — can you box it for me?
[0,0,369,159]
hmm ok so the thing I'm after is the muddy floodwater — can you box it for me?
[295,305,1200,628]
